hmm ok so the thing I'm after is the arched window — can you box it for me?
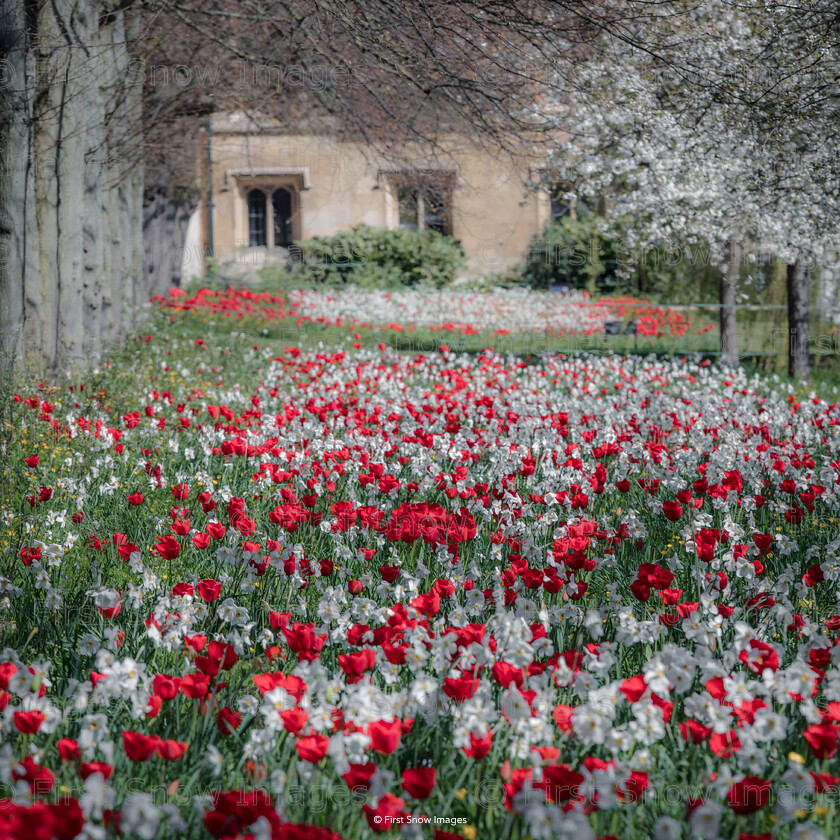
[247,190,267,247]
[272,188,293,247]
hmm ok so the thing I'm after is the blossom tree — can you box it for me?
[541,0,840,375]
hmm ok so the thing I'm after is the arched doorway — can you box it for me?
[247,190,267,247]
[272,188,293,247]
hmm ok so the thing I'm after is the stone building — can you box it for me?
[185,114,565,281]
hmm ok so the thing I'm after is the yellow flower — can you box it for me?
[789,751,805,765]
[463,828,476,840]
[455,788,466,800]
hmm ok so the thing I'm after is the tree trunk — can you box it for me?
[719,237,740,365]
[0,0,144,374]
[787,252,810,379]
[0,0,37,375]
[143,188,199,295]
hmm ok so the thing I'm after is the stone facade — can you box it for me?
[192,116,555,280]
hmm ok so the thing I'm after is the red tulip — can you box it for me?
[152,674,182,701]
[338,649,376,682]
[13,710,45,734]
[680,720,711,744]
[197,579,222,602]
[192,532,211,549]
[462,730,493,759]
[57,738,81,761]
[207,640,238,670]
[281,709,309,734]
[153,535,181,560]
[185,634,207,653]
[122,731,161,761]
[804,723,838,759]
[368,719,402,754]
[180,673,210,699]
[662,500,683,521]
[738,640,780,674]
[540,764,584,804]
[295,733,329,763]
[620,674,648,703]
[282,623,326,659]
[79,761,113,780]
[13,755,54,794]
[727,776,772,814]
[443,675,480,701]
[343,762,377,791]
[363,793,408,832]
[171,518,191,535]
[553,704,574,732]
[380,565,399,583]
[206,522,227,540]
[234,516,256,536]
[156,739,189,761]
[217,707,242,736]
[145,694,162,719]
[402,766,436,799]
[709,729,740,757]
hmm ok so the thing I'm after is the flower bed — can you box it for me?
[152,286,708,339]
[0,308,834,840]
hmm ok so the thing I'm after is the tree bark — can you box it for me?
[719,237,740,365]
[0,0,144,374]
[787,252,810,378]
[0,0,37,374]
[143,187,199,295]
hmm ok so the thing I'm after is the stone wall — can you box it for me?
[205,121,547,279]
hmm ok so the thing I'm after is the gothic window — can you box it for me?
[247,189,267,246]
[272,188,293,247]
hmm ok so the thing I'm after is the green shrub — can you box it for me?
[287,225,465,288]
[522,211,725,298]
[522,212,620,293]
